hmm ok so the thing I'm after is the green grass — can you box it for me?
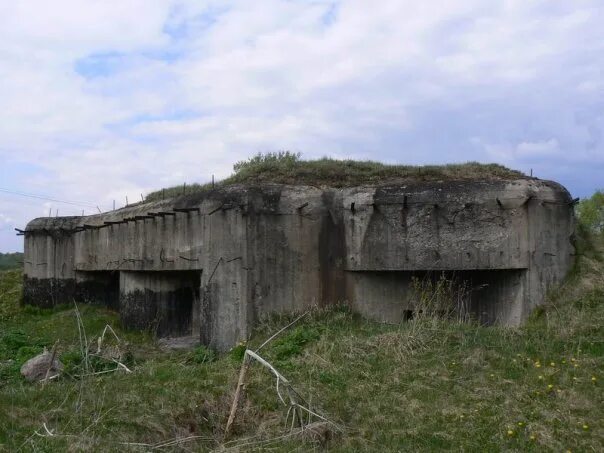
[146,152,525,201]
[1,237,603,451]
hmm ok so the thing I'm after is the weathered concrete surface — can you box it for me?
[120,271,200,337]
[23,178,575,350]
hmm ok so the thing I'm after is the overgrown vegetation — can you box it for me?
[0,215,602,451]
[577,189,604,235]
[146,152,525,201]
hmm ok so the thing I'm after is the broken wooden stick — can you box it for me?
[42,340,59,386]
[224,348,335,441]
[223,312,309,440]
[224,355,251,438]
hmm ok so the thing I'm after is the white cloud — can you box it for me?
[516,139,560,156]
[476,138,561,162]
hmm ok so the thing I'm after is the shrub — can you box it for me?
[577,190,604,235]
[233,151,301,175]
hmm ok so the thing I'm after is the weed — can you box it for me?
[228,343,247,362]
[410,272,471,321]
[192,345,217,364]
[270,325,321,362]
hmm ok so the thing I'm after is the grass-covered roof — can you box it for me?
[146,152,525,202]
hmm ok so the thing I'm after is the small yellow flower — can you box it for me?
[507,429,514,436]
[591,376,597,382]
[547,384,554,390]
[538,375,544,380]
[517,421,524,427]
[529,434,536,441]
[535,362,542,368]
[557,389,562,393]
[574,363,579,368]
[572,377,578,381]
[562,359,566,364]
[570,358,576,362]
[490,373,495,377]
[550,362,555,367]
[582,424,589,430]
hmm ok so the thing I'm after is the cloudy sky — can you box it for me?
[1,0,603,252]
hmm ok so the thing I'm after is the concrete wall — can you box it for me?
[120,271,200,337]
[23,178,575,349]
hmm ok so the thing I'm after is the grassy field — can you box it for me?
[145,153,525,201]
[1,236,603,451]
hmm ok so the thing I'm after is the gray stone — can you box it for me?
[20,351,63,382]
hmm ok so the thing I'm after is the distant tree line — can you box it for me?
[0,252,23,270]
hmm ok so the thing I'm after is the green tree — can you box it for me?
[577,190,604,234]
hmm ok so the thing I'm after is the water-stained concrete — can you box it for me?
[22,178,575,350]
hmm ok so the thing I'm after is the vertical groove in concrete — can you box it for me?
[22,179,575,350]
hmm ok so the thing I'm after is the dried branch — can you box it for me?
[224,311,309,440]
[42,340,60,387]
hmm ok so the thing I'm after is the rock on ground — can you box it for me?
[20,351,63,382]
[157,336,200,351]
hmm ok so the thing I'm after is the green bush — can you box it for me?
[233,151,301,175]
[577,190,604,234]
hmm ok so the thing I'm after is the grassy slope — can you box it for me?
[146,154,525,202]
[0,239,603,452]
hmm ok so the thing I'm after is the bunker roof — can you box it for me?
[146,155,527,202]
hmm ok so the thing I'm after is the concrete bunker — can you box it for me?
[21,174,575,350]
